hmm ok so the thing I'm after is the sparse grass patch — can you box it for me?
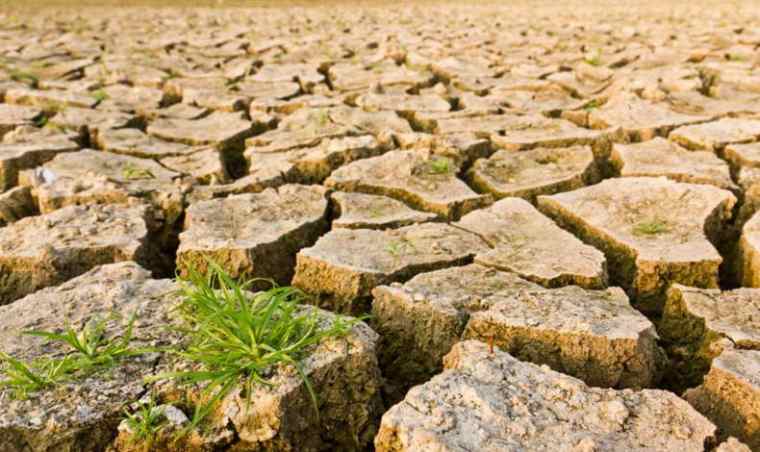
[124,397,167,449]
[91,88,109,103]
[122,164,155,180]
[633,218,670,236]
[427,157,452,175]
[9,69,39,86]
[584,50,603,67]
[0,314,143,399]
[151,262,360,428]
[583,99,600,112]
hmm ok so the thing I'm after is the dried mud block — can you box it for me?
[661,285,760,389]
[292,223,489,314]
[331,191,436,230]
[538,177,735,314]
[176,184,328,286]
[326,149,491,220]
[0,262,178,452]
[468,145,599,202]
[457,198,607,289]
[685,350,760,450]
[611,137,737,192]
[0,203,152,304]
[375,340,717,452]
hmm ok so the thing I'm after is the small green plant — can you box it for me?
[151,262,360,429]
[633,219,670,236]
[428,157,452,175]
[91,89,109,103]
[33,115,48,128]
[9,69,38,86]
[122,164,155,180]
[583,99,600,112]
[385,239,415,256]
[0,314,143,399]
[124,397,167,449]
[584,50,602,67]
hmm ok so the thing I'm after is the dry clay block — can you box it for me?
[0,262,385,452]
[0,262,177,452]
[660,284,760,389]
[326,149,492,220]
[457,197,608,289]
[738,210,760,287]
[0,133,79,190]
[372,264,664,394]
[685,350,760,451]
[149,311,384,452]
[375,340,717,452]
[293,223,489,314]
[331,191,436,230]
[0,203,152,305]
[538,177,736,314]
[467,145,599,202]
[610,137,737,192]
[177,184,328,287]
[670,118,760,154]
[0,186,36,226]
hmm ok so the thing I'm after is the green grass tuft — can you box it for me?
[633,219,670,236]
[427,157,452,175]
[0,314,143,399]
[122,164,155,180]
[151,261,360,428]
[91,89,109,103]
[124,397,167,449]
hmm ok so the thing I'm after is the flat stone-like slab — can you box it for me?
[27,150,184,235]
[588,93,708,141]
[457,198,607,288]
[0,203,151,304]
[0,262,178,452]
[725,142,760,173]
[490,114,609,152]
[246,135,385,184]
[0,104,42,138]
[326,149,492,220]
[661,284,760,389]
[292,223,489,313]
[538,177,736,313]
[375,340,716,452]
[159,148,229,184]
[0,186,35,226]
[467,145,599,202]
[331,191,436,229]
[611,137,737,191]
[685,350,760,451]
[463,285,664,388]
[355,93,450,113]
[5,87,98,110]
[47,107,135,144]
[95,127,200,159]
[177,184,328,286]
[372,263,661,392]
[147,111,255,151]
[0,133,79,190]
[738,210,760,287]
[670,118,760,153]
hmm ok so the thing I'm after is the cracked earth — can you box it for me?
[1,1,760,451]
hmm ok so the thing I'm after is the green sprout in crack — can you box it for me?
[91,89,109,103]
[124,397,167,450]
[633,219,670,236]
[122,164,155,180]
[149,261,361,429]
[584,50,603,67]
[583,99,600,112]
[385,239,415,257]
[428,157,453,175]
[0,314,143,399]
[9,70,39,86]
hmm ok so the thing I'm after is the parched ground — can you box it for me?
[2,1,760,451]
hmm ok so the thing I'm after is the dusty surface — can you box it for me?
[538,177,736,313]
[2,1,760,450]
[685,349,760,450]
[376,340,717,452]
[177,184,328,285]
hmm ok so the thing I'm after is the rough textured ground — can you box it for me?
[1,1,760,450]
